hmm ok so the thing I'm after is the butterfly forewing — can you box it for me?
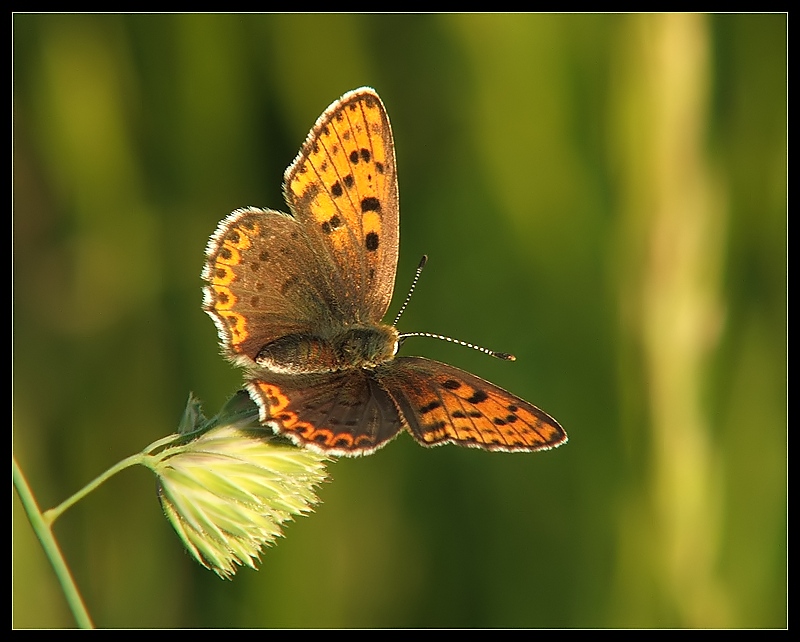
[284,88,399,324]
[203,207,340,363]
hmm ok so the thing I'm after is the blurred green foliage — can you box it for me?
[13,14,785,628]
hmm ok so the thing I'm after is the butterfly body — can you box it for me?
[253,324,399,375]
[203,88,567,456]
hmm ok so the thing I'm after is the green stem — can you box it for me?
[43,453,145,526]
[13,457,94,629]
[43,433,181,526]
[13,433,184,628]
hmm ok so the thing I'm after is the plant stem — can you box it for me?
[42,452,145,526]
[13,434,183,628]
[42,433,181,526]
[13,457,94,629]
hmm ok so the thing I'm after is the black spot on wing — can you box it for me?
[467,390,489,405]
[361,197,381,213]
[419,401,442,414]
[365,232,379,252]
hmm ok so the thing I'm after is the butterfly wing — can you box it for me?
[246,371,405,456]
[283,87,399,324]
[202,207,341,365]
[377,357,567,452]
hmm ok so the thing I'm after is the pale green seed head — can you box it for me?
[153,393,329,578]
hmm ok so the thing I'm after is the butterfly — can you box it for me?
[202,87,567,456]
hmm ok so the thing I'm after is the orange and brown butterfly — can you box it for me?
[202,87,567,456]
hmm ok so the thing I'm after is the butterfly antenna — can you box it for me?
[398,331,517,362]
[392,255,428,327]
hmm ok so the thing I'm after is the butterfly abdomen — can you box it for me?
[254,324,399,374]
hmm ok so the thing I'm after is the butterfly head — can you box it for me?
[336,323,400,369]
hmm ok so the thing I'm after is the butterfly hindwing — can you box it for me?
[378,357,567,452]
[284,88,399,324]
[246,370,404,456]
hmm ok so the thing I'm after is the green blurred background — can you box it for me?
[13,14,786,628]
